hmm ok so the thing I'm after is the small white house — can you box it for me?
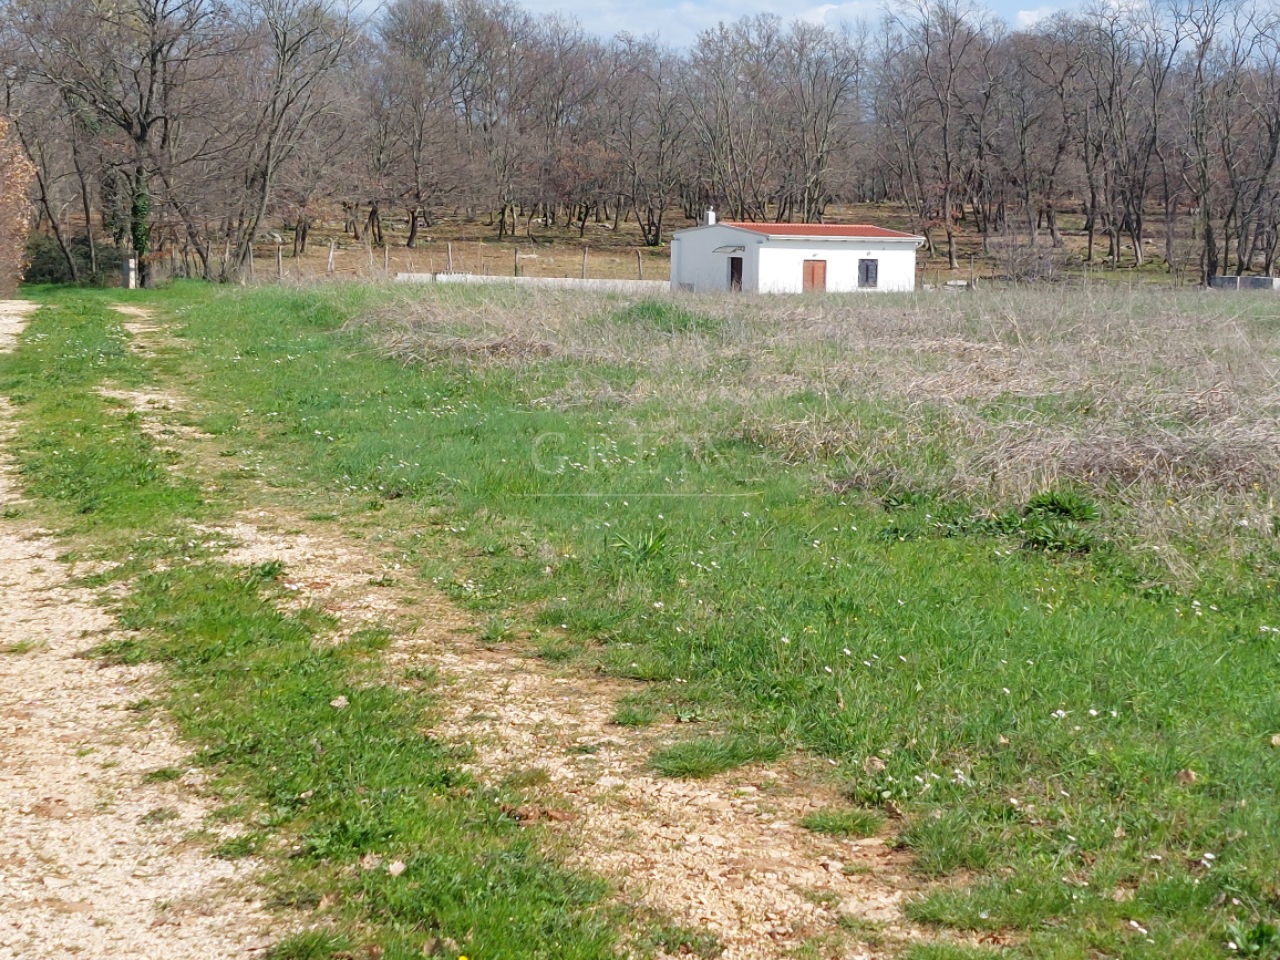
[670,214,924,294]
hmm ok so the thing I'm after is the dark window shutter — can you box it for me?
[859,259,878,288]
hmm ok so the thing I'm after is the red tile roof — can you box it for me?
[723,222,922,240]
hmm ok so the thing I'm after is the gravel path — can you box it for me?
[0,301,273,960]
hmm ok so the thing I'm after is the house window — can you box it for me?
[858,259,878,288]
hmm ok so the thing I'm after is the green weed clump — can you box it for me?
[649,734,785,779]
[610,299,720,335]
[799,807,884,838]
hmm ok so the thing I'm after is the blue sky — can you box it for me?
[360,0,1077,48]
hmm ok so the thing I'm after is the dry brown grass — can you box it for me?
[364,282,1280,577]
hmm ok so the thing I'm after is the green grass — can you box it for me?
[649,734,786,779]
[902,945,1003,960]
[265,930,353,960]
[0,639,41,654]
[11,282,1280,959]
[610,703,659,728]
[799,807,885,838]
[0,297,202,533]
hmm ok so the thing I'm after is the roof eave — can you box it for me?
[757,234,925,243]
[670,223,764,238]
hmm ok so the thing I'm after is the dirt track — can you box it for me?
[0,301,272,959]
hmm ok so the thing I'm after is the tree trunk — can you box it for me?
[1201,208,1219,284]
[294,217,311,256]
[406,208,419,248]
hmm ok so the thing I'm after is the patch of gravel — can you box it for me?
[112,304,166,354]
[424,649,918,959]
[0,300,36,341]
[0,301,274,960]
[98,387,213,451]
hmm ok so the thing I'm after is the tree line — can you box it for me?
[2,0,1279,284]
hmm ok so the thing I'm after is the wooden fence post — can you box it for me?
[581,246,588,279]
[326,238,335,276]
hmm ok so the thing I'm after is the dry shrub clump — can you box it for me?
[972,420,1280,498]
[738,413,864,463]
[0,116,36,297]
[356,289,593,366]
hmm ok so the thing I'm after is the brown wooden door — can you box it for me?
[802,259,826,292]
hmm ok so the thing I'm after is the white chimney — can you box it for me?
[705,208,716,226]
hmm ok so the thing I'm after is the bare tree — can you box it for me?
[226,0,354,276]
[687,17,786,221]
[8,0,236,283]
[773,22,865,223]
[599,36,689,245]
[893,0,993,269]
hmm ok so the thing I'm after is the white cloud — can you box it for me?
[798,0,882,27]
[1015,4,1058,26]
[799,3,840,24]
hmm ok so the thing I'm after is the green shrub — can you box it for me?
[23,233,124,286]
[1025,488,1100,523]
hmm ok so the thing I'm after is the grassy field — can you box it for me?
[5,281,1280,960]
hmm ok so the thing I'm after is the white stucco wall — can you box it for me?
[756,241,918,293]
[670,225,920,293]
[669,225,763,292]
